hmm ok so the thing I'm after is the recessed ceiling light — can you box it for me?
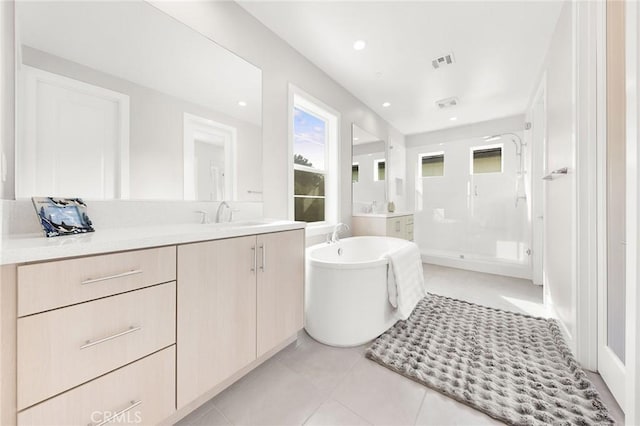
[382,102,391,108]
[238,101,247,107]
[353,40,366,51]
[353,137,359,141]
[449,117,457,121]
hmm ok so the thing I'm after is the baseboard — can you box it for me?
[544,295,576,356]
[421,253,532,280]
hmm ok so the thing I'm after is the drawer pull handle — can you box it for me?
[89,400,142,426]
[260,244,266,272]
[81,326,142,350]
[80,269,142,285]
[81,269,143,285]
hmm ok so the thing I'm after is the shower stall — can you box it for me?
[407,132,531,278]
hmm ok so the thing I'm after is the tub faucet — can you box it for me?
[216,201,231,223]
[330,223,350,243]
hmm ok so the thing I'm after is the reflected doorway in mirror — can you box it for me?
[183,113,237,201]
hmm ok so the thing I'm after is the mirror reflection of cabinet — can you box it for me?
[15,1,262,201]
[351,124,387,213]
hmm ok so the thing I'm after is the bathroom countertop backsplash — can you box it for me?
[0,199,308,265]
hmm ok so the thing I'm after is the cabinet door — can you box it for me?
[386,217,405,239]
[177,236,257,408]
[256,230,304,357]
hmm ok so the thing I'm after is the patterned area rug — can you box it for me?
[366,293,614,425]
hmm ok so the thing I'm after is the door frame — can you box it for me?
[596,0,627,409]
[625,0,640,421]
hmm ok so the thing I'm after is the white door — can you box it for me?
[18,66,129,199]
[531,82,546,286]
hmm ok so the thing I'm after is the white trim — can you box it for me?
[288,84,341,225]
[421,253,531,280]
[17,65,130,199]
[625,0,640,420]
[529,74,547,287]
[574,0,599,372]
[183,112,237,201]
[596,0,626,408]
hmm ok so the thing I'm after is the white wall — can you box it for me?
[149,1,406,228]
[534,2,577,346]
[0,1,15,199]
[405,115,530,278]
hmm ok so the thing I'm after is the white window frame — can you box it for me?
[419,151,445,178]
[288,85,340,234]
[373,159,386,182]
[470,143,504,175]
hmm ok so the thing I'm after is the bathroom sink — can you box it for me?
[205,220,268,229]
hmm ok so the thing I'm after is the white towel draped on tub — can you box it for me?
[384,242,426,320]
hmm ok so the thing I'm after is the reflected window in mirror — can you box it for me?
[352,163,359,183]
[374,159,386,181]
[291,89,339,224]
[420,152,445,177]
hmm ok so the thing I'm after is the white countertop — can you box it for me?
[0,220,305,265]
[352,212,413,218]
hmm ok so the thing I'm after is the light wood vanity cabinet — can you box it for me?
[18,347,176,426]
[17,246,176,317]
[177,229,305,408]
[5,227,305,425]
[256,231,305,357]
[177,235,258,408]
[352,213,414,241]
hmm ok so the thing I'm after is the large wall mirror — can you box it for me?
[351,124,387,213]
[15,1,262,201]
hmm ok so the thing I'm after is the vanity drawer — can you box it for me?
[17,282,176,410]
[18,246,176,316]
[18,346,176,426]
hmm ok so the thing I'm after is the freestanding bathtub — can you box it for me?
[305,236,415,347]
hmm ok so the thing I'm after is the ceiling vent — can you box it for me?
[432,53,455,69]
[436,96,459,109]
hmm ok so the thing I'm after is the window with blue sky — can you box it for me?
[293,106,328,222]
[293,107,326,170]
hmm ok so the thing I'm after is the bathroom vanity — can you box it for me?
[0,221,305,425]
[352,212,414,241]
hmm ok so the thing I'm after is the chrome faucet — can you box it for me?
[216,201,231,223]
[330,223,350,243]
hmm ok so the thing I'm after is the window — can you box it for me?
[420,152,444,177]
[374,159,386,181]
[352,163,359,183]
[472,145,502,174]
[290,88,339,225]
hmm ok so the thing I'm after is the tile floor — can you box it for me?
[177,264,625,426]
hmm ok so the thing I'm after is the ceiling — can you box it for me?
[18,1,262,125]
[239,1,564,135]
